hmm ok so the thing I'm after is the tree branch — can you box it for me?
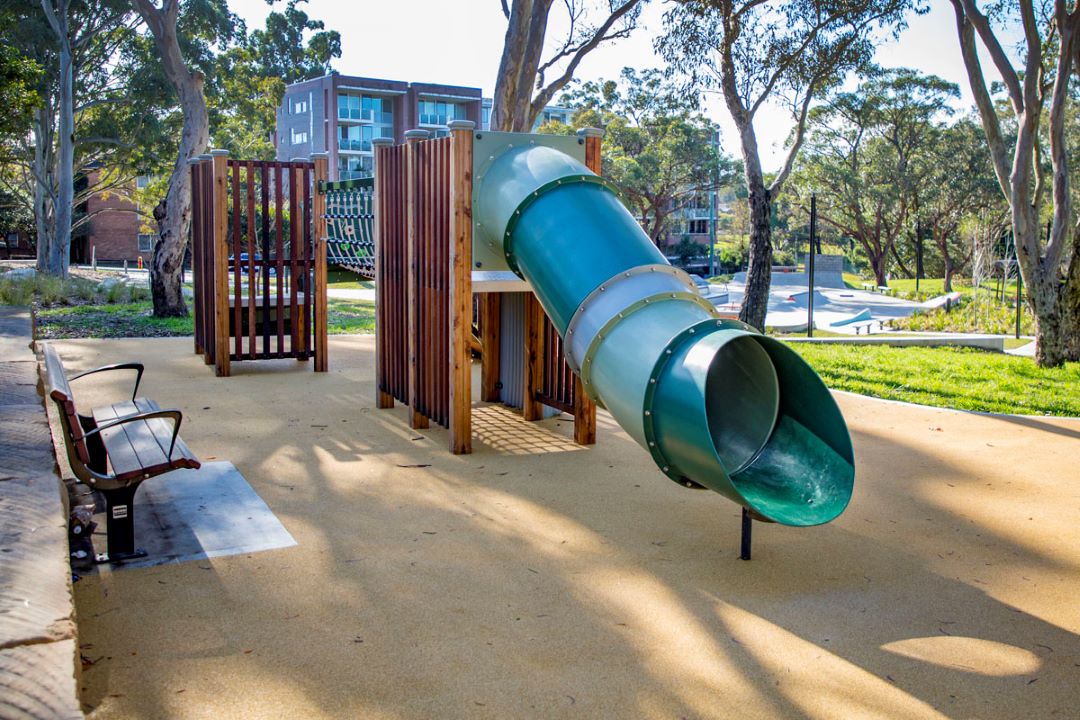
[529,0,642,118]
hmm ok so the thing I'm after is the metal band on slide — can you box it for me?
[563,264,698,374]
[576,291,718,396]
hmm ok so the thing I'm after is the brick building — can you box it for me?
[76,173,154,265]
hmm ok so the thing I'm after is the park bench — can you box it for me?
[42,344,200,563]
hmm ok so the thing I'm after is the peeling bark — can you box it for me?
[131,0,209,317]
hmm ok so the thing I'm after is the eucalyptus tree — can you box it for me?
[657,0,918,329]
[212,0,340,159]
[129,0,233,316]
[793,69,957,287]
[546,68,732,244]
[916,117,1004,291]
[951,0,1080,366]
[490,0,646,132]
[3,0,133,276]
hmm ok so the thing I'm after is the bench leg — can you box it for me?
[96,484,148,564]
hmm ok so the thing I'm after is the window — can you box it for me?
[137,234,155,252]
[291,98,308,114]
[136,174,151,189]
[337,155,373,180]
[687,219,708,235]
[291,128,308,144]
[481,106,491,130]
[338,94,393,124]
[418,100,461,126]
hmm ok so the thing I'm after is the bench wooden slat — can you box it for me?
[131,398,199,471]
[92,399,198,482]
[94,401,167,480]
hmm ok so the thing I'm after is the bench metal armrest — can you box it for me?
[85,408,184,460]
[69,363,146,401]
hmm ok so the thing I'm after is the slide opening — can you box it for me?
[727,339,855,526]
[704,336,780,474]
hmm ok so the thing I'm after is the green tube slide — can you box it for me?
[474,142,854,526]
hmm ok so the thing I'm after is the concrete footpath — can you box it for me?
[0,308,82,719]
[58,336,1080,719]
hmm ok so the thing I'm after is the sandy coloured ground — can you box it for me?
[53,335,1079,719]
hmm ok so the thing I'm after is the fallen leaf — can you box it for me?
[397,464,431,468]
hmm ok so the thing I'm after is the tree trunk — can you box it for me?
[490,0,550,132]
[133,0,210,317]
[870,253,888,287]
[740,185,772,330]
[39,0,74,277]
[32,110,52,273]
[52,6,73,278]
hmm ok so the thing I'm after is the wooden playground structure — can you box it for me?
[189,124,599,455]
[372,122,598,455]
[190,150,329,376]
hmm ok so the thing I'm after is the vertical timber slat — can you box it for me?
[231,161,242,359]
[212,150,231,377]
[448,122,474,453]
[372,139,394,406]
[246,161,257,359]
[405,130,429,429]
[480,293,501,401]
[288,160,302,358]
[523,292,544,421]
[574,128,601,445]
[312,155,329,372]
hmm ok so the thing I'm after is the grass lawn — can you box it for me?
[788,343,1080,416]
[36,303,192,339]
[327,298,375,334]
[35,298,376,339]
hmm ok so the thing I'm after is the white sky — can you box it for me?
[227,0,1018,170]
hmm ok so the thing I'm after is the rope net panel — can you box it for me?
[322,177,375,278]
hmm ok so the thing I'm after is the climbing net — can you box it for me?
[322,177,375,278]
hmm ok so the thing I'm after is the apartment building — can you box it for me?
[276,73,483,180]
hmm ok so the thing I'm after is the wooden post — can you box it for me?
[198,155,214,366]
[405,129,430,429]
[573,128,602,445]
[448,120,475,454]
[372,137,395,407]
[289,158,305,360]
[189,157,204,357]
[479,292,501,402]
[523,292,545,421]
[211,150,231,377]
[312,153,330,372]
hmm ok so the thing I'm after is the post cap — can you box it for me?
[447,120,476,131]
[404,129,430,141]
[289,156,309,163]
[197,154,213,160]
[371,137,394,147]
[210,148,230,156]
[310,152,330,159]
[576,127,605,139]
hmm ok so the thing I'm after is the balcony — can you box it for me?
[338,170,372,181]
[419,113,453,126]
[338,109,394,124]
[338,138,371,153]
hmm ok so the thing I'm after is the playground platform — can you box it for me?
[58,336,1080,719]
